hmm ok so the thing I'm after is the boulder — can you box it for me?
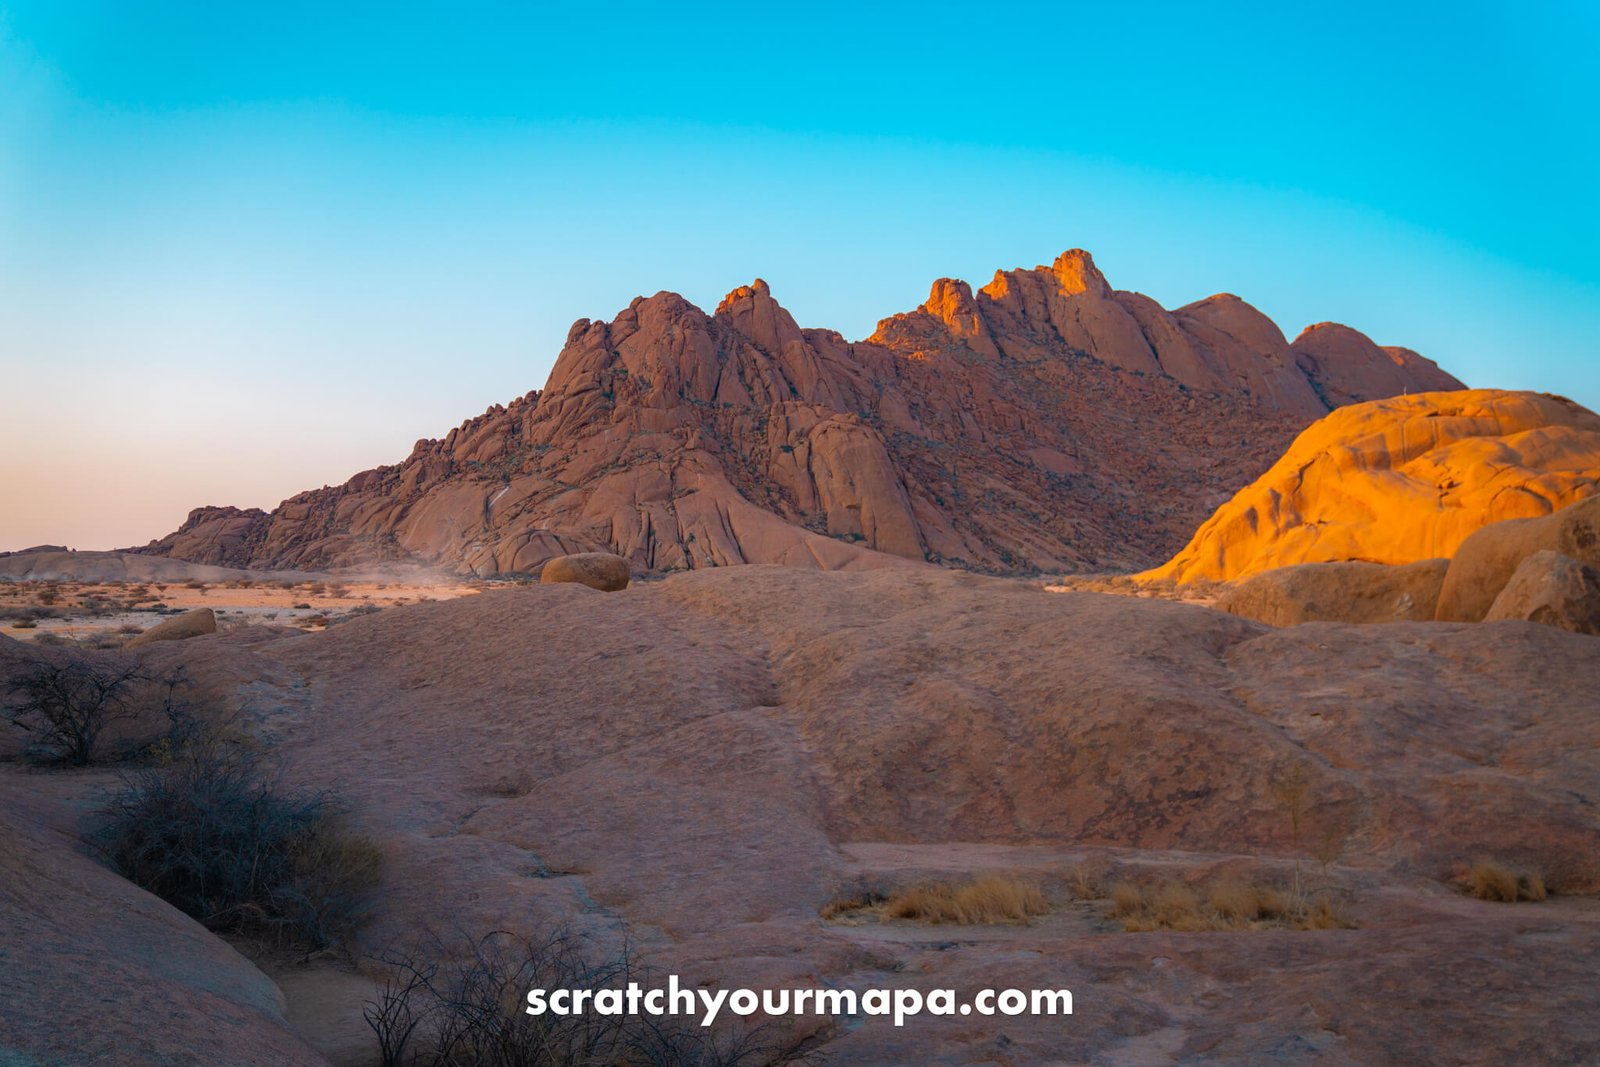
[1213,558,1448,626]
[1437,495,1600,621]
[1483,550,1600,636]
[539,553,632,592]
[126,607,217,646]
[1146,390,1600,584]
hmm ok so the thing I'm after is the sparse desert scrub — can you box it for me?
[10,618,37,629]
[1108,878,1354,932]
[94,734,380,950]
[1063,863,1105,901]
[364,930,802,1067]
[825,875,1049,925]
[1462,862,1547,902]
[2,649,152,764]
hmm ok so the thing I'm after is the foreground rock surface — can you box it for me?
[3,566,1576,1064]
[1484,549,1600,635]
[0,778,323,1065]
[134,250,1460,578]
[538,551,632,591]
[1149,389,1600,583]
[1214,558,1448,626]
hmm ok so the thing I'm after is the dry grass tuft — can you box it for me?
[825,875,1049,926]
[1109,881,1143,918]
[1064,864,1104,901]
[819,892,883,921]
[1465,862,1547,902]
[1111,878,1354,932]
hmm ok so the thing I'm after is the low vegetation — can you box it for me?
[1108,878,1354,932]
[94,732,381,950]
[823,866,1356,933]
[365,930,806,1067]
[1463,861,1547,902]
[2,649,153,764]
[824,874,1049,925]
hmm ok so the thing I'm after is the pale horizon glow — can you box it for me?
[2,3,1597,552]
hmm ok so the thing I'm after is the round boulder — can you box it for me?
[1214,558,1448,627]
[538,553,632,592]
[1484,550,1600,636]
[126,607,217,646]
[1436,494,1600,621]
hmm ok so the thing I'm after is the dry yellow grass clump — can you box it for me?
[824,875,1049,925]
[1110,879,1354,932]
[1464,862,1547,902]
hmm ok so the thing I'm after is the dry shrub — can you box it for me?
[95,736,380,949]
[366,930,798,1067]
[3,648,151,764]
[1109,881,1143,918]
[830,875,1049,925]
[819,891,883,920]
[1465,862,1547,903]
[1111,878,1353,932]
[1065,864,1104,901]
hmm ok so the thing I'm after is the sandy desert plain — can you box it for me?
[4,255,1600,1067]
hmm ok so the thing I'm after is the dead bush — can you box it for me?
[3,649,151,764]
[365,930,804,1067]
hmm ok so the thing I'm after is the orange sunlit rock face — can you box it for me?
[1145,389,1600,584]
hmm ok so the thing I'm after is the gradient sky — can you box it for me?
[2,2,1597,551]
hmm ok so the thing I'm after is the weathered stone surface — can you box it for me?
[1290,321,1461,409]
[0,779,324,1065]
[1214,558,1449,626]
[1148,390,1600,583]
[1482,549,1600,635]
[133,251,1461,578]
[538,552,631,591]
[247,566,1600,1064]
[126,607,217,646]
[10,566,1600,1063]
[1437,494,1600,622]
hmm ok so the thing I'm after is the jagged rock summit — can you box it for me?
[137,250,1463,577]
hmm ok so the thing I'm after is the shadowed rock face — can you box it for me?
[136,251,1462,577]
[1213,558,1450,626]
[1148,389,1600,583]
[1434,494,1600,620]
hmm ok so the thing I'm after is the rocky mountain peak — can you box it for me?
[135,249,1471,578]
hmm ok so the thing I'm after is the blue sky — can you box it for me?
[2,2,1597,550]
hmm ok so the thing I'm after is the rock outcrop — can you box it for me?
[1214,558,1449,626]
[126,607,218,646]
[1147,390,1600,584]
[1483,550,1600,635]
[135,251,1463,578]
[0,780,324,1065]
[538,552,632,592]
[1436,495,1600,622]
